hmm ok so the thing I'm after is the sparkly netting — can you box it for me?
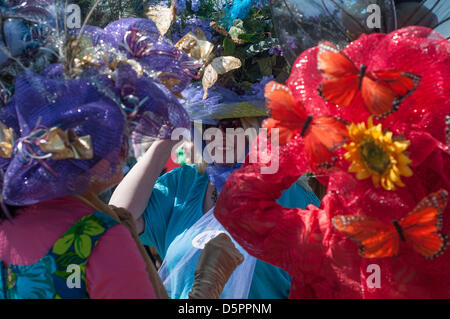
[181,84,267,123]
[3,70,126,206]
[70,19,194,156]
[116,65,190,157]
[0,100,19,171]
[215,27,450,298]
[102,18,198,93]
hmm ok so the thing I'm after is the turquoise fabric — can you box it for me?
[140,164,320,299]
[0,211,119,299]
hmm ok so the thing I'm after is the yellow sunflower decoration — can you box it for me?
[343,117,413,191]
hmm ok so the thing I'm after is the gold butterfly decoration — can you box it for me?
[39,127,93,160]
[175,31,215,64]
[201,56,241,99]
[145,2,177,36]
[175,30,241,99]
[0,122,15,159]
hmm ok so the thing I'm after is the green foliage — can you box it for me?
[223,37,236,56]
[211,5,289,91]
[195,0,219,19]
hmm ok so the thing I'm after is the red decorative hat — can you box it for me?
[269,26,449,291]
[284,25,449,191]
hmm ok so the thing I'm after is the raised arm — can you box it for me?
[109,139,178,232]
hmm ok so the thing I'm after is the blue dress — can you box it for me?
[139,165,320,299]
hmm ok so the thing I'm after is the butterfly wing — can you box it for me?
[263,118,297,146]
[361,70,420,118]
[303,117,349,168]
[202,56,241,99]
[263,81,307,145]
[332,215,400,258]
[317,41,360,107]
[400,189,448,259]
[317,41,359,78]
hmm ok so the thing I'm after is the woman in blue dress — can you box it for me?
[110,89,321,299]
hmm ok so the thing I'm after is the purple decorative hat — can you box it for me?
[117,64,190,136]
[116,64,190,158]
[69,19,195,157]
[103,18,161,50]
[2,70,126,206]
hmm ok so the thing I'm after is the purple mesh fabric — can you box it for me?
[116,64,189,154]
[103,18,161,50]
[14,4,54,21]
[71,25,116,47]
[102,18,200,92]
[64,19,195,157]
[3,70,126,206]
[0,100,19,171]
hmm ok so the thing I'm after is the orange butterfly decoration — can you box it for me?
[263,81,349,169]
[332,189,449,259]
[317,41,421,118]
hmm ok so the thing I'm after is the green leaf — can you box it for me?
[74,234,92,259]
[238,33,257,43]
[223,38,235,56]
[83,219,105,236]
[80,261,87,283]
[55,251,84,270]
[52,234,75,256]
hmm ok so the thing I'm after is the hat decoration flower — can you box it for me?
[55,10,197,157]
[343,116,413,191]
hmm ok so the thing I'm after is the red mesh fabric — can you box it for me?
[214,27,450,298]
